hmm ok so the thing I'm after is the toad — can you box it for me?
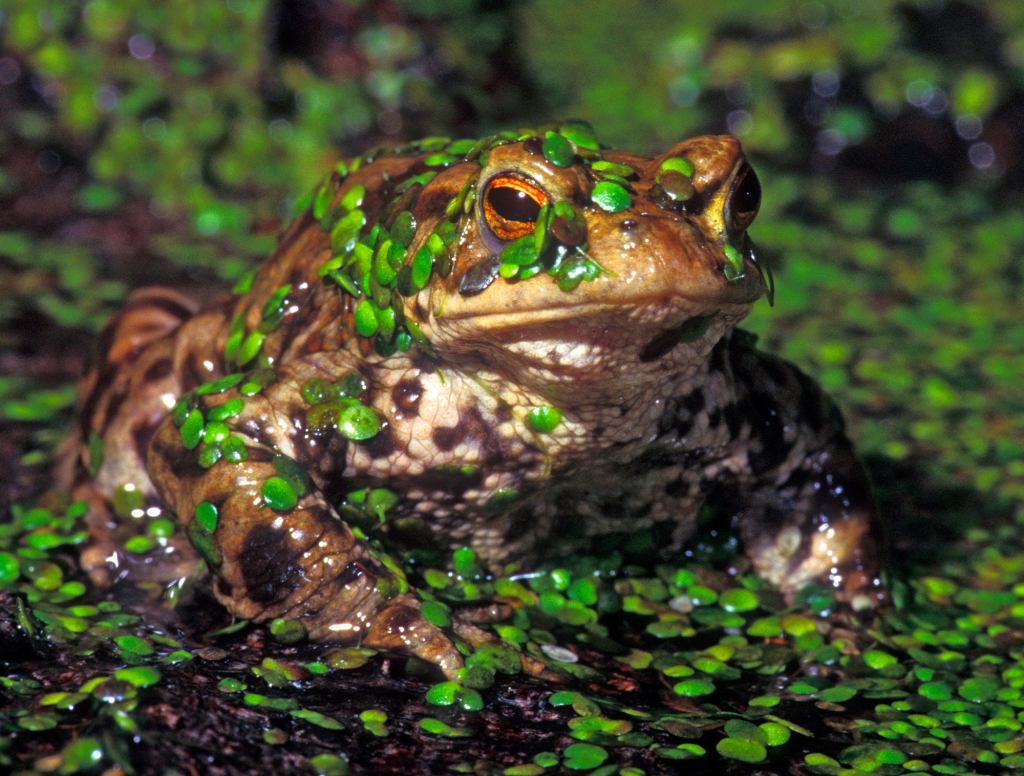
[63,124,883,676]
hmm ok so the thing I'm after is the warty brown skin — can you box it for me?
[62,133,884,677]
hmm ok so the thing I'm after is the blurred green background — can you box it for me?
[1,1,1024,772]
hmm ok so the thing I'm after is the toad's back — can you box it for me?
[64,124,883,677]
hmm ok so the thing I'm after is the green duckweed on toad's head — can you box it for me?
[418,130,770,394]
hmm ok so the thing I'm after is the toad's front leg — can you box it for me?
[729,347,885,609]
[146,388,466,678]
[741,440,883,609]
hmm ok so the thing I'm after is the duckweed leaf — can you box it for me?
[113,666,161,688]
[716,737,767,763]
[590,181,631,213]
[562,743,608,770]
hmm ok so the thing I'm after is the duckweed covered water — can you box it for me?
[2,487,1024,773]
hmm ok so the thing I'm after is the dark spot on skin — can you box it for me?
[494,401,512,422]
[143,357,172,383]
[295,433,347,482]
[471,403,512,464]
[99,384,128,433]
[152,434,206,482]
[745,393,791,478]
[409,348,440,373]
[239,419,278,451]
[239,524,301,605]
[131,419,160,465]
[416,186,459,221]
[431,406,504,463]
[656,400,688,436]
[391,378,423,419]
[682,389,705,417]
[640,315,713,362]
[79,363,118,439]
[458,255,500,297]
[335,560,373,588]
[247,447,275,464]
[638,327,679,364]
[620,218,639,232]
[362,427,396,459]
[632,444,707,473]
[120,293,196,325]
[431,425,459,453]
[380,603,421,634]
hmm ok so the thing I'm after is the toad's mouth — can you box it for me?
[434,235,770,328]
[433,294,752,334]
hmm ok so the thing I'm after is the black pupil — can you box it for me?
[731,165,761,218]
[488,185,541,223]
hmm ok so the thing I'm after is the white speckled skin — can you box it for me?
[64,132,883,677]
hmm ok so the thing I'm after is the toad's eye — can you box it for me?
[482,175,549,242]
[725,163,760,233]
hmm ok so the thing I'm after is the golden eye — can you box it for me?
[725,163,761,233]
[482,175,549,242]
